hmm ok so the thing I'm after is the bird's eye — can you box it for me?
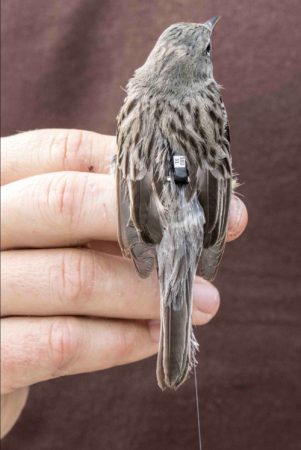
[206,43,211,55]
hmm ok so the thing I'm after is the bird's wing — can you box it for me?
[196,107,232,281]
[116,95,164,277]
[197,167,232,281]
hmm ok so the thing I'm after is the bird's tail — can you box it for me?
[156,192,205,389]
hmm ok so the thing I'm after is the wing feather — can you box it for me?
[116,167,156,278]
[197,110,232,281]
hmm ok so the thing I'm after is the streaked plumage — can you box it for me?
[115,17,232,389]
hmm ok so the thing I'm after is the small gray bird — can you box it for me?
[115,17,232,389]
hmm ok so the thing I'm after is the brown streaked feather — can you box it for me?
[197,112,232,281]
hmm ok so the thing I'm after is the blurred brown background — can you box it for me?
[1,0,301,449]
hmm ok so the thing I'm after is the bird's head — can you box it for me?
[139,17,220,88]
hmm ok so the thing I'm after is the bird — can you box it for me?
[115,17,232,390]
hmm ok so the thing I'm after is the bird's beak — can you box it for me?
[204,16,221,32]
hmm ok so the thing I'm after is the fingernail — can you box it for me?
[148,320,161,343]
[193,281,220,315]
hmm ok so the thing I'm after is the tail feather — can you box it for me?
[156,193,205,389]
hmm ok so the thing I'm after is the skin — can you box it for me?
[0,129,248,438]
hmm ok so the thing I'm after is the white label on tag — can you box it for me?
[173,155,186,168]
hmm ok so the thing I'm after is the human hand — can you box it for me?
[0,129,248,437]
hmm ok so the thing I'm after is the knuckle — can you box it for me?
[47,317,82,376]
[45,172,88,224]
[50,129,87,171]
[56,250,97,308]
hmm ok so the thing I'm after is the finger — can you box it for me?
[1,316,160,393]
[1,249,219,324]
[226,196,248,242]
[2,167,247,250]
[1,387,29,438]
[1,129,116,186]
[87,195,248,252]
[87,240,123,256]
[1,171,117,250]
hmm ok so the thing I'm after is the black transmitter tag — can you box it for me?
[172,155,189,184]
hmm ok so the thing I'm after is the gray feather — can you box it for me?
[116,168,156,278]
[156,189,205,389]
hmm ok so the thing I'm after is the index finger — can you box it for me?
[1,129,116,186]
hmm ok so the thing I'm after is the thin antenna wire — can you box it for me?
[168,305,171,363]
[194,365,202,450]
